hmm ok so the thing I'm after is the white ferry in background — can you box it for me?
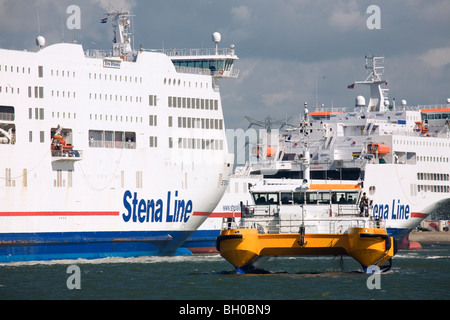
[184,56,450,253]
[0,11,239,262]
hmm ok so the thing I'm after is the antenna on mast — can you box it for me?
[36,10,45,50]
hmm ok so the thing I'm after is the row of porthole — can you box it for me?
[164,78,209,89]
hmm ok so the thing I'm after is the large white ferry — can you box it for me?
[185,56,450,253]
[0,11,238,262]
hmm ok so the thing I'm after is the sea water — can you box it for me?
[0,247,448,301]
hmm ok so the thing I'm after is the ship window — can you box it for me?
[0,106,15,121]
[332,192,359,204]
[306,192,331,205]
[38,66,44,78]
[149,115,157,126]
[253,193,279,205]
[281,192,293,205]
[89,130,136,149]
[149,136,158,148]
[89,130,103,147]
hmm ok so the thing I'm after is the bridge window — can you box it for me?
[253,192,279,205]
[306,192,331,205]
[281,192,293,204]
[332,192,359,204]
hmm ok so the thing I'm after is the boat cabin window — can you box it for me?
[332,191,359,204]
[253,192,279,205]
[280,192,292,204]
[306,191,331,205]
[279,192,306,205]
[293,192,305,204]
[253,190,360,206]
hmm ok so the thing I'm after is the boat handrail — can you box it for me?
[222,216,385,234]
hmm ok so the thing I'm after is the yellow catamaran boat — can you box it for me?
[216,183,397,273]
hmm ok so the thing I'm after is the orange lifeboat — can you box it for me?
[266,147,275,157]
[368,143,390,155]
[415,121,429,134]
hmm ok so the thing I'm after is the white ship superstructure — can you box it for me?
[186,56,450,252]
[0,11,238,262]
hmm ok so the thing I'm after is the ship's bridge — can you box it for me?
[149,46,239,79]
[149,32,239,79]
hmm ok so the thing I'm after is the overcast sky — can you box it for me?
[1,0,450,129]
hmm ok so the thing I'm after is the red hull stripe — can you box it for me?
[411,212,429,219]
[0,211,236,218]
[0,212,120,217]
[192,212,211,217]
[209,212,242,218]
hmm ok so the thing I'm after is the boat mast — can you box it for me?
[351,56,389,112]
[301,102,311,189]
[106,10,135,58]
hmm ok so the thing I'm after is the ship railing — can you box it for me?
[0,113,14,121]
[277,218,372,234]
[312,106,352,113]
[311,104,450,115]
[231,216,384,235]
[337,206,362,216]
[150,47,236,57]
[85,50,137,62]
[89,140,136,149]
[51,149,83,159]
[415,104,450,111]
[85,49,114,59]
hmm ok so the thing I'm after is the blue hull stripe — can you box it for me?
[0,231,193,263]
[182,229,221,249]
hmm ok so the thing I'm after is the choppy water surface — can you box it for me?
[0,247,448,300]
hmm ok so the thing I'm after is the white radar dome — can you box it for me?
[401,100,407,106]
[36,36,45,48]
[355,96,366,107]
[212,32,221,43]
[447,98,450,104]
